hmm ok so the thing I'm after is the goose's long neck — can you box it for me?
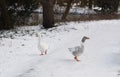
[38,34,41,43]
[81,40,85,43]
[81,42,84,46]
[81,37,86,43]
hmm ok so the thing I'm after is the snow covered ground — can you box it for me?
[0,20,120,77]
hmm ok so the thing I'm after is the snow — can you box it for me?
[0,20,120,77]
[36,5,96,14]
[69,7,96,15]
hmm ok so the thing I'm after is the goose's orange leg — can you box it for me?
[45,50,47,55]
[74,56,80,61]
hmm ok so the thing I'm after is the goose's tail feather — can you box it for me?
[68,48,75,53]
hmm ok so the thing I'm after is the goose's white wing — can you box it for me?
[38,42,48,51]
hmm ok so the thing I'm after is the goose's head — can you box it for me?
[81,36,90,43]
[36,33,39,37]
[36,32,41,37]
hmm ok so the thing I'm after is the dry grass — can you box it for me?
[16,13,120,26]
[55,14,120,23]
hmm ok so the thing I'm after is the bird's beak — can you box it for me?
[87,37,90,39]
[84,36,90,39]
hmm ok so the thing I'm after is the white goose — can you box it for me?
[36,32,48,55]
[68,36,90,61]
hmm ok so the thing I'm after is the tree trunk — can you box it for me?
[0,0,13,30]
[61,0,73,20]
[40,0,55,29]
[80,0,88,7]
[113,0,119,13]
[88,0,93,10]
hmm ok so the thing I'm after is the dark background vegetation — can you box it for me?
[0,0,120,30]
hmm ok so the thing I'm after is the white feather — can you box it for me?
[37,32,48,54]
[68,43,84,57]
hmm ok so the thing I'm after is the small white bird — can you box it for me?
[36,32,48,55]
[68,36,90,61]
